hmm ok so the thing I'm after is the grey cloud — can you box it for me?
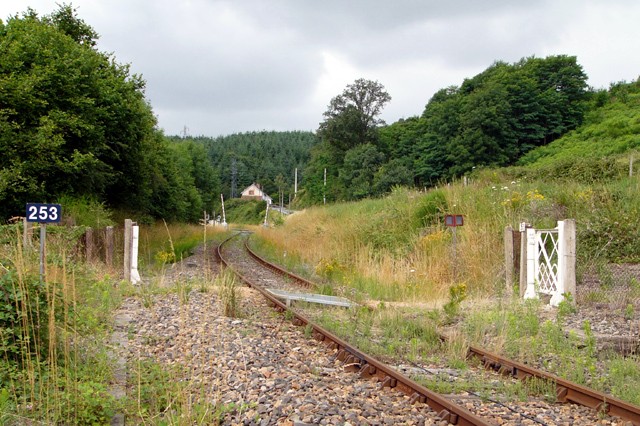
[1,0,639,135]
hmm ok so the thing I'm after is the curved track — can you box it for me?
[219,231,640,426]
[218,231,492,426]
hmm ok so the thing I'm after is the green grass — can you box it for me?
[0,225,120,424]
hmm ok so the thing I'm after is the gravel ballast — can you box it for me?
[111,240,638,425]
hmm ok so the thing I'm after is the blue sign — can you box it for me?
[25,203,62,223]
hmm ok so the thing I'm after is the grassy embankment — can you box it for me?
[252,172,640,404]
[250,81,640,404]
[0,209,240,424]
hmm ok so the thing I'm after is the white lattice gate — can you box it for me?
[524,220,576,306]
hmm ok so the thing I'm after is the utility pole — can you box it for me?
[294,168,298,198]
[230,158,238,198]
[323,168,327,205]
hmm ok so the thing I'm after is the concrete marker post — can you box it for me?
[504,225,514,295]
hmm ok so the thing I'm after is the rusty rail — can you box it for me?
[467,346,640,425]
[241,233,640,425]
[218,232,493,426]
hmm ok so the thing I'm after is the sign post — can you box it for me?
[445,214,464,283]
[26,203,62,283]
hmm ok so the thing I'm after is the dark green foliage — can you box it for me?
[372,158,414,195]
[223,199,267,224]
[0,6,218,222]
[518,78,640,169]
[318,78,391,152]
[414,189,448,227]
[305,79,394,202]
[295,140,345,206]
[339,144,386,200]
[0,267,56,364]
[416,55,588,182]
[0,6,152,218]
[184,131,317,206]
[303,56,590,204]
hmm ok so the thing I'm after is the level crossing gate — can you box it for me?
[524,220,576,306]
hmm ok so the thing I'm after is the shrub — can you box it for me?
[0,267,60,364]
[415,189,448,227]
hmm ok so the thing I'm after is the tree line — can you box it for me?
[0,5,612,221]
[0,6,218,222]
[297,56,590,205]
[173,130,317,206]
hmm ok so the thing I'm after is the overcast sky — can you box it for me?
[2,1,640,137]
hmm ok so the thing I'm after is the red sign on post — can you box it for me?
[445,214,464,227]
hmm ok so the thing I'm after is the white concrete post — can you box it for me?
[551,221,566,306]
[519,223,528,297]
[130,225,141,284]
[221,194,227,227]
[524,228,538,299]
[123,219,132,282]
[558,219,576,305]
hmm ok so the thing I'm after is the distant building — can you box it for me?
[240,183,272,204]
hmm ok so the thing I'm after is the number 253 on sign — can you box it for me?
[25,203,62,223]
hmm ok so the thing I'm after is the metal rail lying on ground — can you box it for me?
[220,232,640,426]
[217,232,492,426]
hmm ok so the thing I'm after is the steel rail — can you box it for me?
[237,232,640,426]
[217,232,493,426]
[466,345,640,425]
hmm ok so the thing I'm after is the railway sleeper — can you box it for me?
[358,364,376,379]
[437,409,458,424]
[409,392,427,405]
[381,376,397,389]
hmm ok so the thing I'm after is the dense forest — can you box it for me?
[171,130,318,204]
[1,5,638,223]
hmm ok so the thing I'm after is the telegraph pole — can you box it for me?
[230,158,238,198]
[323,168,327,205]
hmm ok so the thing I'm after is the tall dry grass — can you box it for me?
[256,185,508,303]
[0,223,119,424]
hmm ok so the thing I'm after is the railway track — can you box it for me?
[219,231,640,426]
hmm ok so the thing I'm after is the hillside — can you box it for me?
[518,79,640,168]
[255,79,640,300]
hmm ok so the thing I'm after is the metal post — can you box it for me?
[263,203,269,227]
[452,226,457,283]
[294,168,298,197]
[39,224,46,283]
